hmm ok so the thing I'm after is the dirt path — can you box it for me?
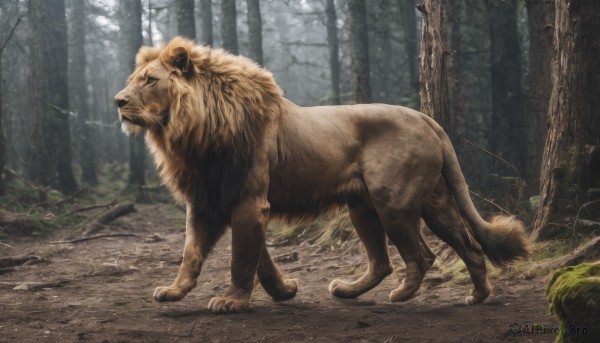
[0,204,557,342]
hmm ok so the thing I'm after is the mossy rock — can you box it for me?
[547,262,600,342]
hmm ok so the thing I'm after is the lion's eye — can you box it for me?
[146,77,157,85]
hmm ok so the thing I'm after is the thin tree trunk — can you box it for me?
[418,0,450,132]
[28,0,77,193]
[347,0,372,104]
[221,0,238,54]
[118,0,146,189]
[326,0,340,105]
[526,0,554,181]
[246,0,263,65]
[69,0,97,186]
[199,0,213,46]
[401,0,419,101]
[0,53,4,195]
[532,0,600,240]
[177,0,196,40]
[486,0,527,176]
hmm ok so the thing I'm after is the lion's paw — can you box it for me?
[272,278,298,301]
[207,296,250,313]
[389,282,419,303]
[153,286,187,302]
[465,289,489,305]
[329,279,359,299]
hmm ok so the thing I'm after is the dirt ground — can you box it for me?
[0,204,558,342]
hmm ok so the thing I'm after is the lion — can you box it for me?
[114,37,531,313]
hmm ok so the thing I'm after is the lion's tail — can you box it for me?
[420,114,532,267]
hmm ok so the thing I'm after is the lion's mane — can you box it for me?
[137,37,284,234]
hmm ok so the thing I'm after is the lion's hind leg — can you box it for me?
[257,245,298,301]
[329,201,393,299]
[422,178,491,305]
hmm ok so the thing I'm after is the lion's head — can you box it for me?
[114,37,284,211]
[114,37,283,149]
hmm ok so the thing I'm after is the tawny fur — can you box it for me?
[114,37,531,312]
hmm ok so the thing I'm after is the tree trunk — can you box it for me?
[69,0,97,186]
[532,0,600,240]
[526,0,554,181]
[400,0,419,101]
[199,0,213,46]
[177,0,196,40]
[347,0,372,103]
[118,0,146,189]
[418,0,450,131]
[246,0,263,65]
[486,0,527,176]
[28,0,78,193]
[326,0,340,105]
[0,53,4,195]
[221,0,238,54]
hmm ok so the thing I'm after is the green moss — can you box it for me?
[547,262,600,342]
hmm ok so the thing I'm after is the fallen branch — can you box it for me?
[81,202,135,236]
[0,255,45,268]
[48,233,138,244]
[463,139,523,179]
[66,200,117,216]
[0,241,12,249]
[0,210,52,235]
[2,280,69,291]
[527,237,600,277]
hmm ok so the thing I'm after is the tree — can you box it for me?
[526,0,554,179]
[532,0,600,240]
[221,0,237,54]
[0,13,21,195]
[199,0,213,45]
[246,0,263,65]
[418,0,450,131]
[118,0,146,189]
[485,0,527,176]
[347,0,371,103]
[400,0,419,101]
[176,0,196,40]
[28,0,78,194]
[69,0,97,186]
[326,0,340,105]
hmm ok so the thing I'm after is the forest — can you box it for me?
[0,0,599,342]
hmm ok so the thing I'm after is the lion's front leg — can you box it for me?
[154,204,213,302]
[207,198,269,313]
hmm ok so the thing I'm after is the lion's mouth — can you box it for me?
[120,113,144,127]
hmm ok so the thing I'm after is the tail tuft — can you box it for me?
[478,216,532,267]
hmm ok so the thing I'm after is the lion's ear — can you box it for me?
[161,37,195,75]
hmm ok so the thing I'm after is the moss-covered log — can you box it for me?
[547,262,600,342]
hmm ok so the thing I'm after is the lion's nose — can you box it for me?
[114,96,129,108]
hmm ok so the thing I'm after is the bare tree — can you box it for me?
[246,0,263,65]
[532,0,600,240]
[118,0,146,190]
[400,0,419,100]
[418,0,450,131]
[347,0,372,103]
[326,0,340,105]
[28,0,78,193]
[221,0,238,54]
[69,0,97,186]
[526,0,554,180]
[0,11,21,195]
[177,0,196,39]
[486,0,527,176]
[199,0,213,45]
